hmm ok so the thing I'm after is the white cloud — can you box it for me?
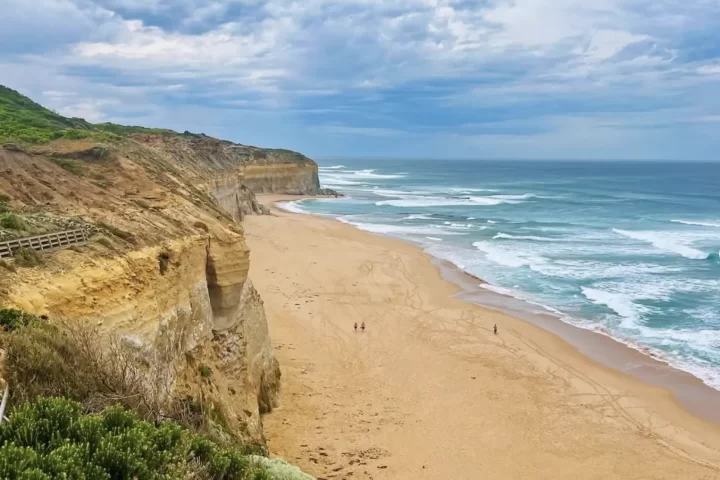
[3,0,720,159]
[697,64,720,75]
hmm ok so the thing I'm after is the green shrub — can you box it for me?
[0,194,10,214]
[13,247,42,267]
[0,397,268,480]
[50,158,85,176]
[199,365,213,378]
[0,308,40,331]
[59,129,91,140]
[0,213,25,230]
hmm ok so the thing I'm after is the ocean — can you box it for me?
[281,159,720,390]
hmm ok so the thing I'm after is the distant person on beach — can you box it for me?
[361,321,366,332]
[354,322,358,332]
[494,324,498,335]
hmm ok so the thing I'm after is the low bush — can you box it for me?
[199,365,213,378]
[13,247,43,267]
[0,196,9,214]
[1,319,229,439]
[51,157,85,176]
[0,213,25,230]
[0,320,151,416]
[0,397,271,480]
[0,308,40,331]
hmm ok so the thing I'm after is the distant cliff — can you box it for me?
[129,132,322,196]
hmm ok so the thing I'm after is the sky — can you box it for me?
[2,0,720,160]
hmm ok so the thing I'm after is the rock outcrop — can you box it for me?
[130,132,322,196]
[0,128,324,443]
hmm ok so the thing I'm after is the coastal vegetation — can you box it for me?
[0,86,178,146]
[0,312,289,479]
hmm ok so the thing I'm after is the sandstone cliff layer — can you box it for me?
[0,130,315,442]
[130,133,322,196]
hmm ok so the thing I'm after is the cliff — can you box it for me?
[115,131,322,196]
[0,87,327,448]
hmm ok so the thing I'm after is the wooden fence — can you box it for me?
[0,229,88,259]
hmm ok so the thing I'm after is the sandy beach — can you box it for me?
[245,196,720,480]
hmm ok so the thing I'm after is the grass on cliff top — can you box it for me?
[0,86,165,145]
[94,122,177,136]
[0,84,309,163]
[0,85,112,145]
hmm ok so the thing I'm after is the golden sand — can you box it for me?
[245,196,720,480]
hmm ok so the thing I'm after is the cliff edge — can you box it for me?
[0,85,325,448]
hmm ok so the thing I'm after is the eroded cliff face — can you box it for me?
[0,134,293,443]
[130,133,322,195]
[240,154,320,195]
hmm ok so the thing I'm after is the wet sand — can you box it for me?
[245,195,720,480]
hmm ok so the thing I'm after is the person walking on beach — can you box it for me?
[354,322,358,332]
[361,321,366,332]
[493,324,498,335]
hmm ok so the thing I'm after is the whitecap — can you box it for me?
[277,201,309,214]
[493,233,558,242]
[489,193,536,200]
[472,241,548,271]
[338,219,468,236]
[377,195,522,208]
[350,169,406,179]
[319,165,346,170]
[671,219,720,228]
[581,287,647,328]
[613,229,710,260]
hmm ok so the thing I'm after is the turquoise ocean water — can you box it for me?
[282,159,720,390]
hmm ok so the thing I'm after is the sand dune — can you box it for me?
[244,196,720,480]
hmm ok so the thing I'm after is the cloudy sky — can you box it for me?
[2,0,720,160]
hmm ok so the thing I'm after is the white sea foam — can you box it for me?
[487,220,497,224]
[276,201,309,214]
[319,176,367,186]
[467,217,477,220]
[425,236,443,241]
[489,193,536,200]
[403,214,434,220]
[581,287,647,328]
[365,188,430,198]
[472,241,548,270]
[319,165,346,169]
[480,283,517,296]
[377,195,523,208]
[613,229,710,260]
[447,187,498,193]
[339,220,467,236]
[671,219,720,228]
[349,169,406,179]
[493,233,558,242]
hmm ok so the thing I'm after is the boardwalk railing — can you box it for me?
[0,229,88,259]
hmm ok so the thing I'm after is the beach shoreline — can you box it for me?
[248,194,720,479]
